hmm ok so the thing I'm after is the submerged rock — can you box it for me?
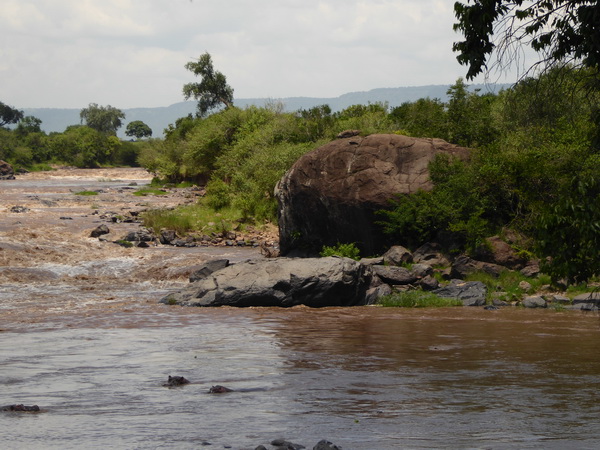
[209,385,234,394]
[163,376,190,387]
[2,404,41,412]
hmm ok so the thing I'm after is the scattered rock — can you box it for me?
[209,385,234,394]
[9,206,29,213]
[1,404,40,412]
[450,255,504,279]
[313,440,342,450]
[419,274,439,291]
[412,242,451,267]
[163,375,190,387]
[90,224,110,238]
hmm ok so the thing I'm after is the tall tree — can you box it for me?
[183,53,234,117]
[0,101,24,127]
[80,103,125,135]
[125,120,153,139]
[452,0,600,79]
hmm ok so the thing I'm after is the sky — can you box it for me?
[1,0,520,109]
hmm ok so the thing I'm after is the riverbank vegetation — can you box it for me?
[1,65,599,284]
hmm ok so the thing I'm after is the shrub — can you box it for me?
[320,242,361,260]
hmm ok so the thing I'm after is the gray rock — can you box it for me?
[382,245,413,266]
[521,296,547,308]
[419,274,439,291]
[434,280,487,306]
[371,265,417,285]
[189,259,230,282]
[161,257,373,308]
[410,263,433,278]
[572,292,600,310]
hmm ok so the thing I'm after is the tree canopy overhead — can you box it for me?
[183,53,234,118]
[452,0,600,80]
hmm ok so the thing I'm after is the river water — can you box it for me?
[1,171,600,449]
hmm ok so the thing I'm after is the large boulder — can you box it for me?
[275,134,470,256]
[160,257,374,307]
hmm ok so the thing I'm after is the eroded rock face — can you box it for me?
[160,257,373,308]
[275,134,470,256]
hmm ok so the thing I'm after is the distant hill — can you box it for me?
[23,83,510,138]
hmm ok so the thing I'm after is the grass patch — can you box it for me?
[133,187,168,196]
[320,242,361,260]
[378,291,463,308]
[141,203,244,236]
[465,270,552,302]
[74,190,99,196]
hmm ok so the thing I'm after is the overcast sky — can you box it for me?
[1,0,519,109]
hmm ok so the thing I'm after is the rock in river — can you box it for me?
[160,257,374,308]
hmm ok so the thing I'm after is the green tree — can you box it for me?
[453,0,600,80]
[0,101,24,127]
[80,103,125,135]
[15,116,42,136]
[125,120,153,139]
[183,53,234,117]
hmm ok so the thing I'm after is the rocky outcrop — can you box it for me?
[0,160,15,180]
[275,134,470,256]
[160,257,374,307]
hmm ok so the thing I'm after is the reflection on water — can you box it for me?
[2,306,599,449]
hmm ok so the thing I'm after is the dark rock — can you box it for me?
[419,274,439,291]
[382,245,413,266]
[434,280,487,306]
[160,257,373,308]
[313,440,342,450]
[59,216,73,220]
[271,439,305,450]
[189,259,230,282]
[276,134,470,256]
[160,229,177,245]
[123,229,154,242]
[90,224,110,238]
[572,292,600,310]
[450,255,504,279]
[209,385,233,394]
[484,305,499,310]
[371,265,417,285]
[255,446,268,450]
[163,376,190,387]
[1,404,40,412]
[0,160,15,180]
[9,206,29,213]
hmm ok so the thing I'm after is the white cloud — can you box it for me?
[0,0,516,109]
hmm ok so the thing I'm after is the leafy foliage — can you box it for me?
[183,53,234,117]
[0,101,24,127]
[80,103,126,135]
[125,120,152,139]
[453,0,600,80]
[320,242,361,260]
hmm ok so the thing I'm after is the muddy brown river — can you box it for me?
[1,169,600,449]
